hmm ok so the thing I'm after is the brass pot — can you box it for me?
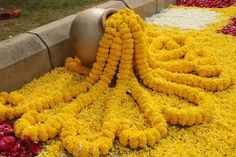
[70,8,117,67]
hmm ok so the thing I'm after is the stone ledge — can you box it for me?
[95,0,127,9]
[121,0,157,18]
[28,14,76,68]
[0,33,52,91]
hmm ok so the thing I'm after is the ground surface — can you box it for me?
[0,4,236,157]
[0,0,108,41]
[14,5,236,157]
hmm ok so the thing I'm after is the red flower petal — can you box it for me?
[0,121,41,156]
[30,143,41,154]
[176,0,236,8]
[22,135,31,145]
[2,135,17,146]
[0,140,10,151]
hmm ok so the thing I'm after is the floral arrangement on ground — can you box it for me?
[0,3,236,157]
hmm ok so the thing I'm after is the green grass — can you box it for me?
[0,0,108,41]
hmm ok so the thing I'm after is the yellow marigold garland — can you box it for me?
[0,91,24,120]
[118,77,167,149]
[65,57,90,75]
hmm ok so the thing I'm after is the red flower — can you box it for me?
[176,0,236,8]
[0,121,41,157]
[219,17,236,36]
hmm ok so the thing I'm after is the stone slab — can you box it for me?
[28,14,76,68]
[121,0,157,18]
[95,0,127,10]
[0,33,52,92]
[157,0,176,12]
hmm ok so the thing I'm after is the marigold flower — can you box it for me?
[168,109,178,125]
[138,132,147,148]
[145,130,155,147]
[8,92,24,106]
[177,110,188,126]
[105,28,116,36]
[98,142,109,155]
[5,108,15,120]
[119,130,129,146]
[186,111,196,126]
[111,43,122,50]
[129,133,139,149]
[30,127,39,142]
[122,33,132,40]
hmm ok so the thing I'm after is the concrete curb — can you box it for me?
[0,33,52,91]
[28,14,77,68]
[95,0,127,9]
[121,0,157,18]
[0,0,176,91]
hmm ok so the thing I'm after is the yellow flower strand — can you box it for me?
[0,91,24,120]
[118,77,167,149]
[65,57,90,75]
[154,68,231,92]
[148,59,221,77]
